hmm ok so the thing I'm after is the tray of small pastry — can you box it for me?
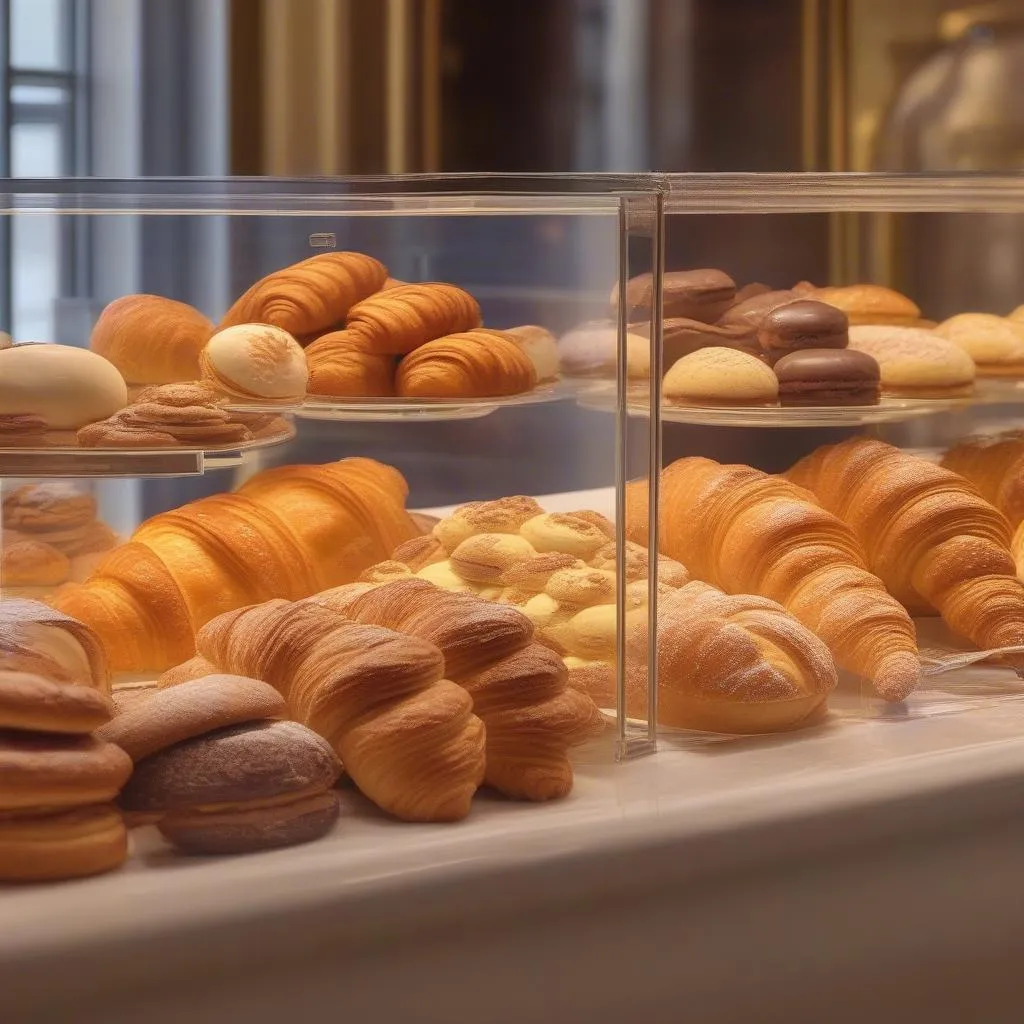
[562,272,1016,426]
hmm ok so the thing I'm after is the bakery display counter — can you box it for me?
[6,693,1024,1023]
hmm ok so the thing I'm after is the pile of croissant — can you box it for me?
[90,251,543,401]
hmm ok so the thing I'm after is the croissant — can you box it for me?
[940,431,1024,527]
[787,437,1024,653]
[52,459,419,673]
[396,330,538,399]
[193,599,486,821]
[220,252,388,338]
[305,329,395,397]
[89,295,215,385]
[314,577,602,801]
[346,283,482,355]
[627,457,920,701]
[625,581,837,733]
[0,598,110,692]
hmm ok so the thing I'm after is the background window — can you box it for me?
[1,0,90,339]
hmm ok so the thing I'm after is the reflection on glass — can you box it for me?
[10,0,66,70]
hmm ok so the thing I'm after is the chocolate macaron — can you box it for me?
[758,300,849,364]
[774,349,881,407]
[118,719,342,855]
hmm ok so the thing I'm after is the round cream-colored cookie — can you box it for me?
[520,511,614,560]
[200,324,309,402]
[0,344,128,429]
[544,567,617,609]
[848,325,976,396]
[812,284,921,326]
[448,533,538,584]
[416,559,476,593]
[433,496,544,553]
[663,347,779,406]
[505,326,560,382]
[932,313,1024,375]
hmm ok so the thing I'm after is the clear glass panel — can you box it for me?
[10,0,67,69]
[11,84,68,104]
[10,120,61,176]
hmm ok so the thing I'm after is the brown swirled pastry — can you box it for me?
[305,329,396,398]
[220,252,388,339]
[396,329,537,398]
[346,283,482,355]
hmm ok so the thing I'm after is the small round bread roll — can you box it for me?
[96,674,287,762]
[813,284,921,326]
[0,344,128,429]
[849,325,976,397]
[505,325,560,382]
[0,670,113,734]
[0,732,133,811]
[200,324,309,403]
[932,313,1024,376]
[520,511,614,560]
[1,537,71,591]
[119,719,342,855]
[0,804,128,882]
[558,321,649,379]
[663,347,779,406]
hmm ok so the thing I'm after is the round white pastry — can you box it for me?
[504,326,560,382]
[0,344,128,428]
[201,324,309,401]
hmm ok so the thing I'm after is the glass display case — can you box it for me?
[7,172,1024,1024]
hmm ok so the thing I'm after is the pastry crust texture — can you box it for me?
[396,329,537,398]
[346,283,482,355]
[90,294,215,384]
[306,329,396,397]
[220,252,388,338]
[941,431,1024,529]
[627,457,921,701]
[787,437,1024,655]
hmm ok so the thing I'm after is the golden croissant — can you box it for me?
[220,252,387,339]
[52,459,419,673]
[192,599,486,822]
[396,329,538,399]
[626,581,837,734]
[314,577,603,801]
[941,431,1024,528]
[305,329,395,397]
[90,294,214,385]
[346,283,481,355]
[787,437,1024,654]
[627,457,920,701]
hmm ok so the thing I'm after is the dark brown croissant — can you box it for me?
[396,329,538,398]
[220,252,387,338]
[346,283,482,355]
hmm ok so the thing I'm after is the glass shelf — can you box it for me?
[0,426,295,478]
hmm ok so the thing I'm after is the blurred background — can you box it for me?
[3,0,1024,504]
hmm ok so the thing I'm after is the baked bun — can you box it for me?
[933,313,1024,376]
[848,325,976,397]
[0,344,128,429]
[119,719,342,854]
[626,581,836,734]
[0,732,132,810]
[0,670,113,734]
[1,536,70,590]
[813,284,921,326]
[90,294,215,384]
[504,325,560,382]
[97,674,287,762]
[0,805,127,882]
[200,324,309,403]
[663,347,779,406]
[557,321,620,378]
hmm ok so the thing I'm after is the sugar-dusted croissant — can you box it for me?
[626,581,837,733]
[52,458,419,673]
[0,598,110,692]
[941,431,1024,527]
[627,457,920,701]
[314,577,602,801]
[305,329,395,397]
[346,283,481,355]
[396,329,538,399]
[193,599,486,821]
[220,252,388,339]
[90,294,215,385]
[787,437,1024,653]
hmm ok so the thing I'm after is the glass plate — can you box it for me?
[575,382,974,427]
[0,424,295,478]
[971,378,1024,404]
